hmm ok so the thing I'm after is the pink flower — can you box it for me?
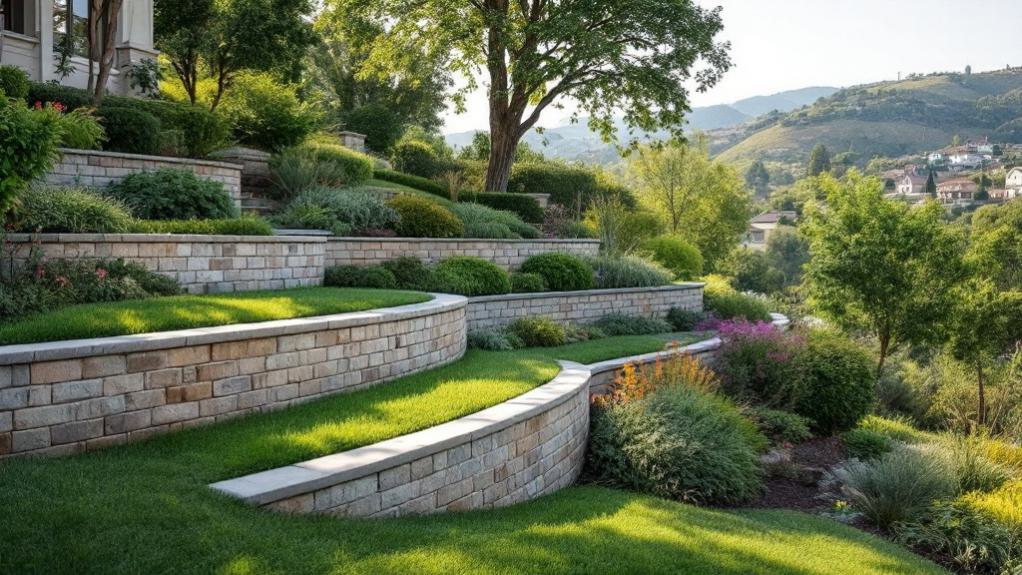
[55,275,70,288]
[35,265,45,279]
[95,268,108,281]
[52,102,66,113]
[33,101,42,110]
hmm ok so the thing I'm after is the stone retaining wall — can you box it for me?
[211,362,590,518]
[45,149,243,207]
[6,234,326,294]
[0,295,467,458]
[325,238,601,270]
[466,284,704,332]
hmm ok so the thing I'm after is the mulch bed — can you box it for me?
[747,437,845,511]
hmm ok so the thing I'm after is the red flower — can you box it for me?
[35,265,45,279]
[33,101,43,110]
[55,275,70,288]
[95,268,108,281]
[53,102,66,113]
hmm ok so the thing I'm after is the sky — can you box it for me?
[441,0,1022,134]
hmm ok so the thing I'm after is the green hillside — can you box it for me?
[716,68,1022,165]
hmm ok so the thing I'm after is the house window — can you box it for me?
[1,0,26,35]
[54,0,90,58]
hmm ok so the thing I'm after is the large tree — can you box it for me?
[807,144,831,177]
[744,160,770,197]
[802,172,968,374]
[350,0,730,192]
[86,0,125,104]
[154,0,316,109]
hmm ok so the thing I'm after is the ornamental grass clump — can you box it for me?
[715,319,807,409]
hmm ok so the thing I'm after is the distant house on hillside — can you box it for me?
[896,174,929,196]
[744,211,796,251]
[0,0,157,96]
[936,178,978,205]
[948,153,984,171]
[1007,167,1022,190]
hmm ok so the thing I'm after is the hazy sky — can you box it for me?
[442,0,1022,134]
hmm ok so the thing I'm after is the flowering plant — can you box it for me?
[715,319,807,408]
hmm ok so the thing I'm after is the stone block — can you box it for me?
[51,419,104,444]
[51,379,103,404]
[31,360,83,385]
[379,464,411,491]
[12,428,50,452]
[82,356,127,379]
[14,403,74,430]
[152,403,200,425]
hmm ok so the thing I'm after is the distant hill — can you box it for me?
[716,68,1022,167]
[444,86,837,164]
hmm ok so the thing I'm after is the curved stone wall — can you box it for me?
[211,362,592,517]
[325,237,601,270]
[0,295,467,458]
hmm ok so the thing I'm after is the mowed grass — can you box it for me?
[0,287,432,345]
[0,333,944,575]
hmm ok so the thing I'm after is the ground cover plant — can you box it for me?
[0,333,945,574]
[0,287,430,345]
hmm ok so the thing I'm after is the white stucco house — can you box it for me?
[1,0,156,96]
[1007,167,1022,190]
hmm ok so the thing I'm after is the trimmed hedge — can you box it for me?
[325,265,398,289]
[387,195,464,238]
[509,162,635,212]
[97,105,162,155]
[432,256,512,296]
[520,252,594,292]
[465,192,544,224]
[373,169,448,196]
[511,272,546,293]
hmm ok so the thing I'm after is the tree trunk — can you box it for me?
[977,358,987,428]
[876,332,891,377]
[485,121,518,192]
[91,0,124,105]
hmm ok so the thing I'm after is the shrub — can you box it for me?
[587,384,765,505]
[510,272,546,293]
[963,481,1022,530]
[8,186,132,233]
[56,107,105,150]
[0,65,30,100]
[137,100,230,158]
[271,143,375,200]
[726,248,785,295]
[106,169,237,220]
[858,415,935,444]
[422,266,476,295]
[272,188,398,236]
[343,103,404,153]
[468,330,523,352]
[834,445,959,529]
[794,330,876,434]
[127,218,273,236]
[381,258,432,290]
[0,99,62,212]
[450,202,539,239]
[324,265,398,289]
[587,255,672,289]
[508,317,566,348]
[704,290,772,322]
[745,407,814,445]
[897,500,1019,575]
[387,195,464,238]
[466,193,545,224]
[217,72,317,151]
[642,236,704,280]
[26,82,93,110]
[933,436,1012,494]
[97,105,162,155]
[508,162,633,213]
[392,140,447,178]
[373,169,448,196]
[591,314,673,337]
[432,256,511,296]
[715,320,807,409]
[304,142,374,187]
[666,308,705,331]
[520,253,593,292]
[842,428,892,460]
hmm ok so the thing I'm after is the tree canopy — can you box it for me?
[345,0,730,191]
[807,144,831,177]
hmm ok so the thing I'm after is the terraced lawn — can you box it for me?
[0,287,432,345]
[0,334,943,574]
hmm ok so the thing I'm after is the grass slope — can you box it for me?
[0,287,431,345]
[0,334,942,575]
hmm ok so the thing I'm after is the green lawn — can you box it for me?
[0,333,944,574]
[0,287,432,345]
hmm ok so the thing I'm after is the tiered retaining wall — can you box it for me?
[45,149,243,207]
[211,362,591,517]
[6,234,326,294]
[466,284,704,332]
[0,295,467,458]
[325,238,600,270]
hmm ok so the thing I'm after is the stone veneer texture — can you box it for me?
[5,234,326,294]
[325,238,600,270]
[0,295,466,458]
[211,363,590,518]
[466,284,704,332]
[45,149,243,207]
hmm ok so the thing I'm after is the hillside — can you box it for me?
[716,68,1022,166]
[445,86,836,164]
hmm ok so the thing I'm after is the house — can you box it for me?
[743,211,796,251]
[935,178,978,205]
[0,0,156,96]
[1007,167,1022,190]
[896,174,930,196]
[948,152,984,171]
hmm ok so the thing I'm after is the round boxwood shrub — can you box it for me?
[520,253,593,292]
[391,140,445,178]
[508,317,566,348]
[795,330,876,434]
[510,272,546,293]
[381,257,431,290]
[387,195,464,238]
[432,256,512,296]
[8,185,132,233]
[97,105,162,155]
[0,65,30,100]
[642,236,704,280]
[324,265,398,289]
[106,168,238,220]
[587,385,765,505]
